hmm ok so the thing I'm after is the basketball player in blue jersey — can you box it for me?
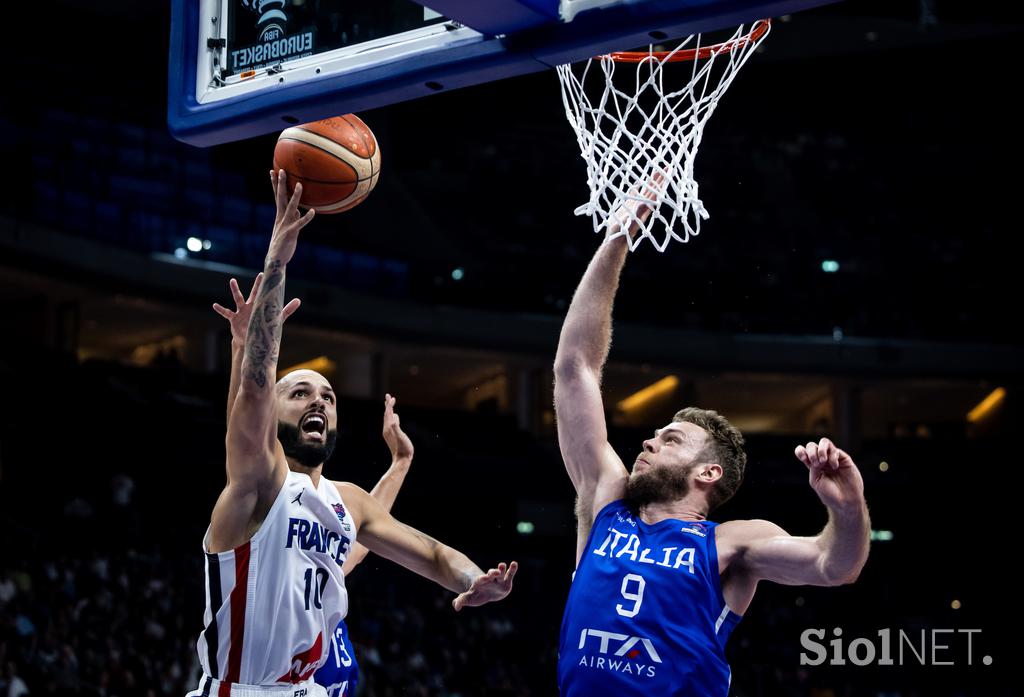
[190,170,517,697]
[215,276,416,697]
[552,187,871,696]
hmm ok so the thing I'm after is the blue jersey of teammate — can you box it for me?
[558,500,741,696]
[314,619,359,697]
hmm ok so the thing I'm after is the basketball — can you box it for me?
[273,114,381,214]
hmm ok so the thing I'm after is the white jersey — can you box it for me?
[193,471,356,693]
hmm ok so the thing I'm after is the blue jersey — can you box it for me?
[314,619,359,697]
[558,500,741,696]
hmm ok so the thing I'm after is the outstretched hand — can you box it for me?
[794,438,865,515]
[213,273,301,344]
[452,562,518,612]
[606,171,665,240]
[267,169,316,265]
[382,393,414,462]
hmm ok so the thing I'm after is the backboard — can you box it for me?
[168,0,839,146]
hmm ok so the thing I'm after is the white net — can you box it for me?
[556,21,770,251]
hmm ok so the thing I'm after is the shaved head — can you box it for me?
[277,369,333,392]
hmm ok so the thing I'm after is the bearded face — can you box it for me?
[624,460,695,509]
[275,370,339,469]
[624,421,711,510]
[278,420,337,468]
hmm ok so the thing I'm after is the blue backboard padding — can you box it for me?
[422,0,561,35]
[168,0,840,146]
[168,0,202,117]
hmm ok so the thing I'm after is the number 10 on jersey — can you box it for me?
[304,567,329,610]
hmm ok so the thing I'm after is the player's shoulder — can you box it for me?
[331,480,368,498]
[590,469,629,512]
[325,480,361,525]
[715,519,785,574]
[331,480,372,508]
[716,519,789,546]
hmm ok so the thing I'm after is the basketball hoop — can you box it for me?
[557,20,771,252]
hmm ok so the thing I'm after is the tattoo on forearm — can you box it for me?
[243,259,285,389]
[262,262,284,294]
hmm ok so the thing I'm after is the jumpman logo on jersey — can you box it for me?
[292,490,304,506]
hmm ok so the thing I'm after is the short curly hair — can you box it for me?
[673,407,747,511]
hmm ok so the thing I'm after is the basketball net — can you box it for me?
[556,20,770,251]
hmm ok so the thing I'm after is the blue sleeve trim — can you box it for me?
[706,522,728,612]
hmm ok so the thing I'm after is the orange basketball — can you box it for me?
[273,114,381,214]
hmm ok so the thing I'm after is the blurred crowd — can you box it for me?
[0,356,1014,697]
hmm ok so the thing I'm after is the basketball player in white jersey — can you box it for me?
[553,184,871,695]
[188,171,517,697]
[215,273,416,696]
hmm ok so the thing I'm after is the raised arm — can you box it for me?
[213,273,300,422]
[338,482,516,611]
[341,393,415,574]
[554,185,660,532]
[722,438,870,603]
[208,171,315,552]
[228,171,313,461]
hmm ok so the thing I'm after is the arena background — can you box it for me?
[1,1,1021,695]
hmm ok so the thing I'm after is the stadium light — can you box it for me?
[967,387,1006,423]
[618,376,679,413]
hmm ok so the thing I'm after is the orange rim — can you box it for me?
[605,19,770,63]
